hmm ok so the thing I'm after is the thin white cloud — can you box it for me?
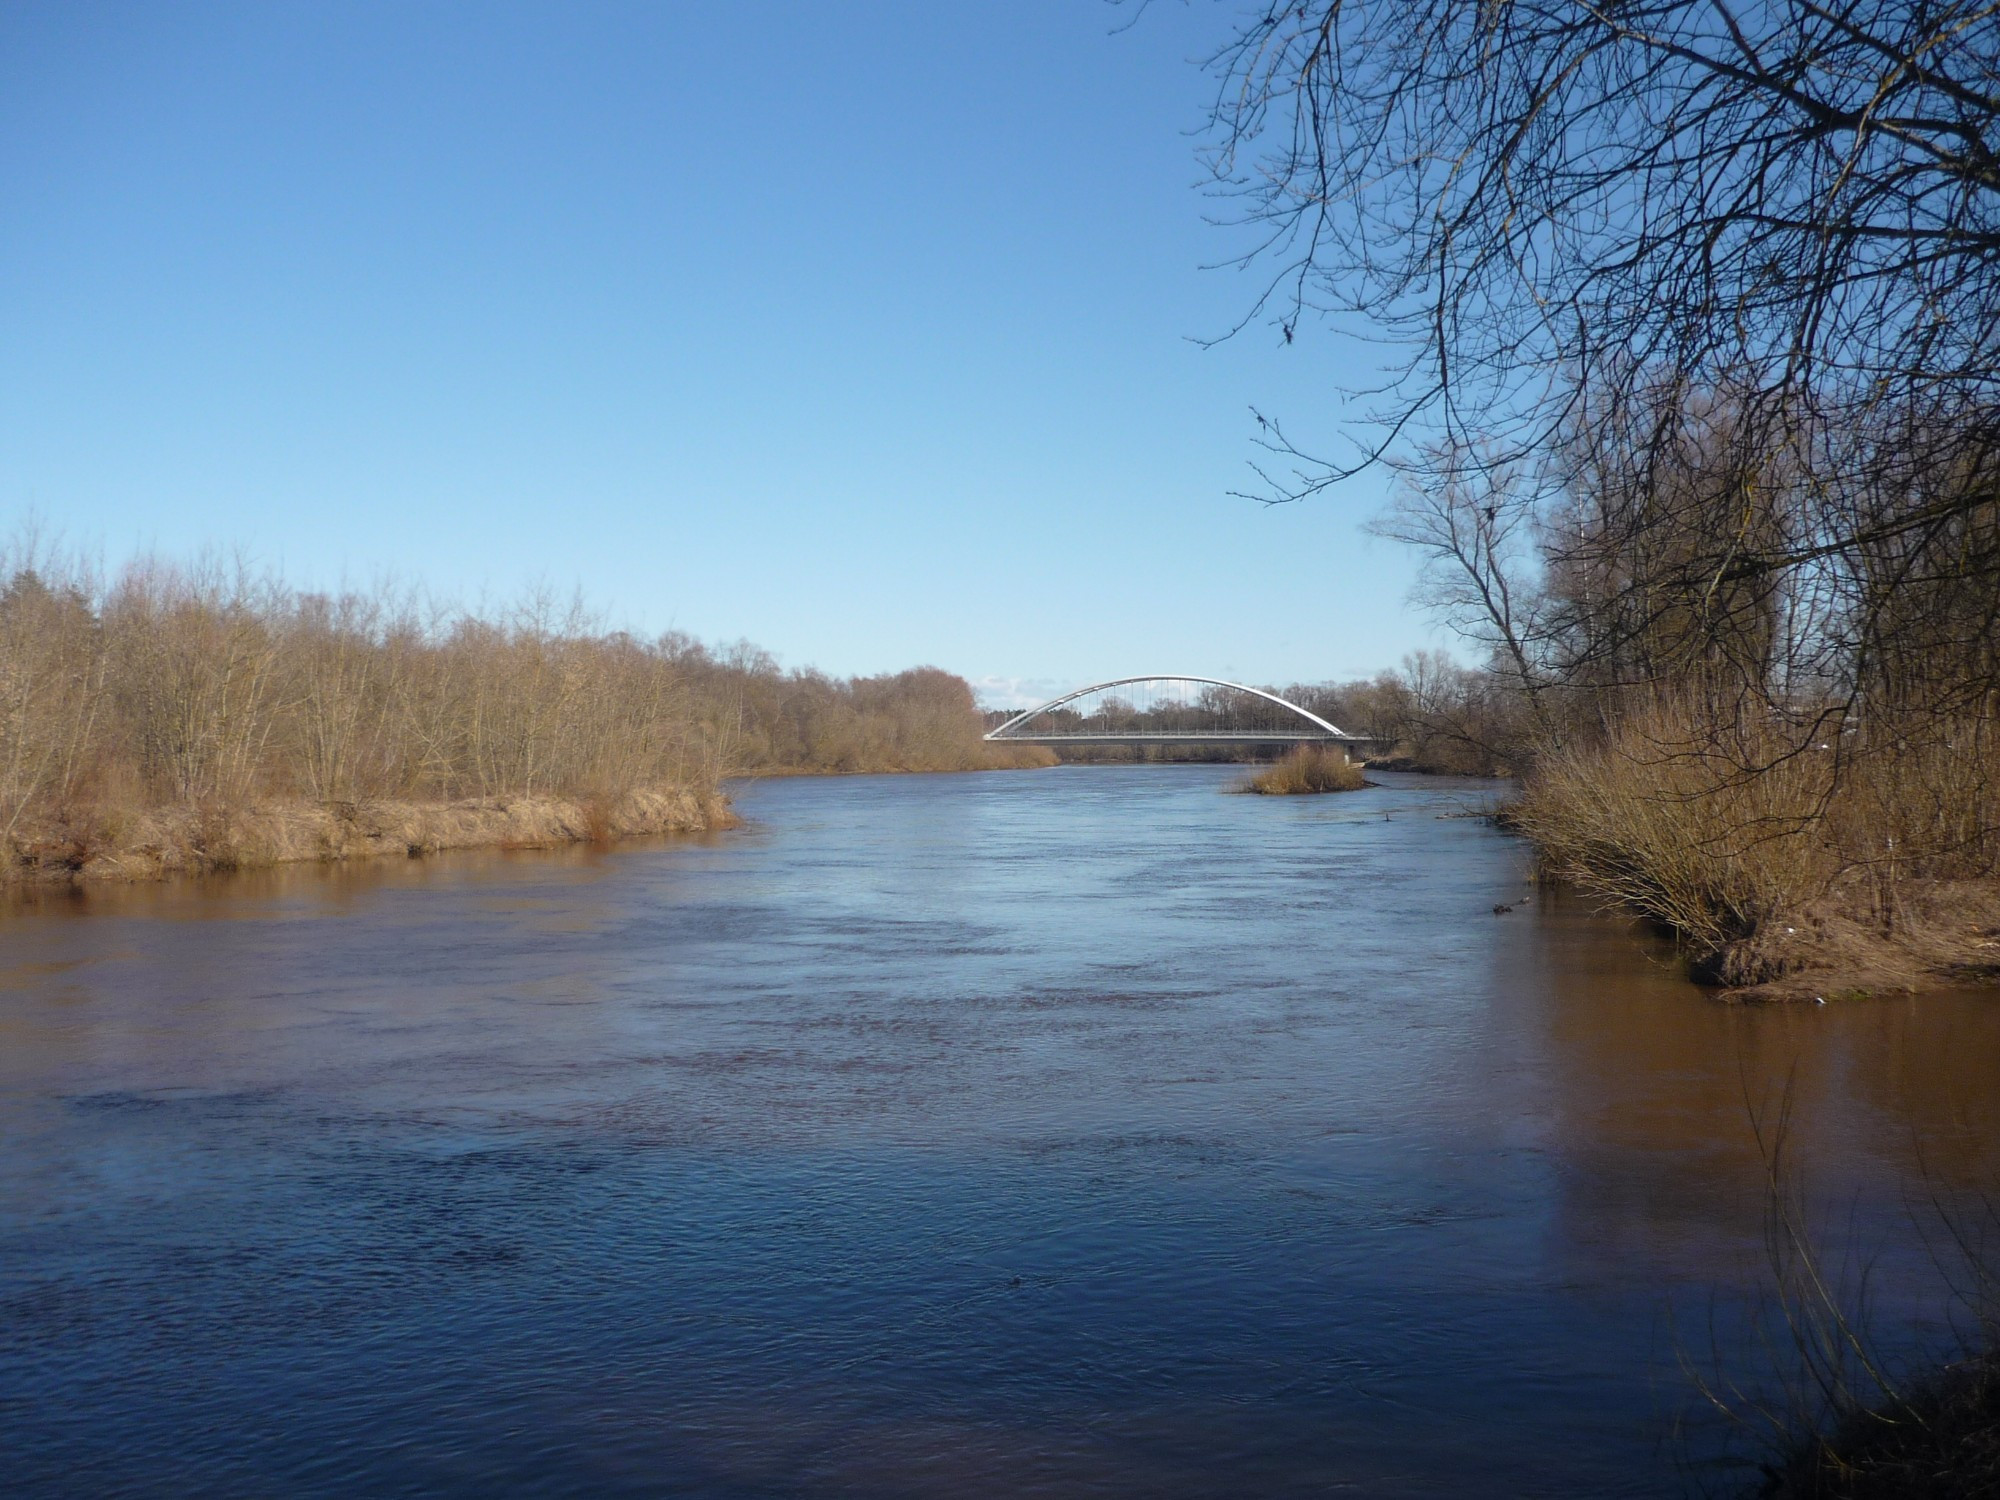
[969,675,1080,712]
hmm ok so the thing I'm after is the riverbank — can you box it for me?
[1506,707,2000,1003]
[5,752,1066,889]
[1692,878,2000,1003]
[1364,753,1510,777]
[0,552,1053,882]
[1490,814,2000,1003]
[4,786,734,886]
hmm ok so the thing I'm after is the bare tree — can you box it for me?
[1369,445,1556,736]
[1206,0,2000,748]
[1195,4,2000,969]
[1205,2,2000,507]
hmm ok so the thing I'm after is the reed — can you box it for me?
[1689,1095,2000,1498]
[1238,745,1366,795]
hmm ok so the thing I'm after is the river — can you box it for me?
[3,766,1997,1497]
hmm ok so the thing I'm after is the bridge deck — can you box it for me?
[997,731,1379,748]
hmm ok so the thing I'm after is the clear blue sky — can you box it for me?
[0,0,1442,706]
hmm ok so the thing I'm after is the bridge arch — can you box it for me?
[984,675,1362,748]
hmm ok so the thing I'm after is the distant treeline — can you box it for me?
[692,644,1050,777]
[0,550,1046,879]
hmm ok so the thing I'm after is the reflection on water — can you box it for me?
[1,767,1994,1498]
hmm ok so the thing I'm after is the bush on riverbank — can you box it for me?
[1280,653,1519,776]
[1511,697,2000,995]
[1238,746,1366,794]
[0,547,1042,882]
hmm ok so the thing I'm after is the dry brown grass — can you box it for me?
[1238,746,1367,795]
[0,544,1036,884]
[1512,698,2000,992]
[10,787,732,883]
[1515,703,1839,958]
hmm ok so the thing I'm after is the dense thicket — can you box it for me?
[1203,0,2000,992]
[0,551,1041,876]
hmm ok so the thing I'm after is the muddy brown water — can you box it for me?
[2,767,1996,1498]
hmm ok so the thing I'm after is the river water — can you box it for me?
[2,767,1997,1498]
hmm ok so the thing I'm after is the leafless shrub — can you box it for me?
[1514,694,2000,983]
[0,541,107,849]
[0,547,1030,878]
[1516,698,1843,959]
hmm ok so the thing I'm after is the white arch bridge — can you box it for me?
[984,676,1384,759]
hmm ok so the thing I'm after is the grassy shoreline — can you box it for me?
[11,751,1060,888]
[0,552,1060,887]
[6,786,736,886]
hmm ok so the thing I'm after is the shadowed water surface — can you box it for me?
[2,767,1997,1497]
